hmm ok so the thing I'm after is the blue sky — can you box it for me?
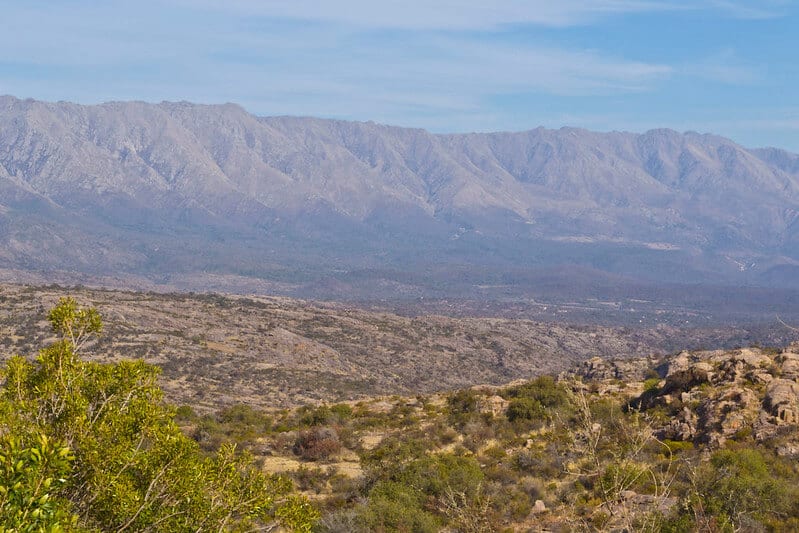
[2,1,798,150]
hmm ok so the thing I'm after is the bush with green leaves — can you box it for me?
[356,428,495,531]
[685,447,796,530]
[502,375,571,426]
[446,389,480,429]
[502,375,569,408]
[506,397,547,424]
[0,433,76,531]
[0,297,319,532]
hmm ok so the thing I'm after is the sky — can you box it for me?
[1,1,798,150]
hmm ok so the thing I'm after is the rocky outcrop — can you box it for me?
[481,395,509,417]
[577,347,799,450]
[659,406,699,441]
[765,379,799,424]
[570,355,662,382]
[663,354,712,394]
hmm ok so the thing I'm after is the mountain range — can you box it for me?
[2,96,799,318]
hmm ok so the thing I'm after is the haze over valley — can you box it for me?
[2,96,799,324]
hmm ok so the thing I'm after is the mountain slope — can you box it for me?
[1,283,795,409]
[1,96,799,299]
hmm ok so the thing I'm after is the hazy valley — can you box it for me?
[2,97,799,326]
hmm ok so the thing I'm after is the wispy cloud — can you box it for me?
[0,3,672,111]
[175,0,686,29]
[0,0,795,149]
[682,50,761,84]
[175,0,793,29]
[705,0,789,19]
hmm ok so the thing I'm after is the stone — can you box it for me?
[663,361,711,393]
[780,358,799,380]
[531,499,547,514]
[776,444,799,457]
[482,395,508,417]
[765,379,799,424]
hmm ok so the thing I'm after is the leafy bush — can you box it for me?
[0,433,76,530]
[447,389,483,431]
[693,448,794,527]
[643,377,661,392]
[0,298,319,531]
[503,375,569,408]
[502,376,571,428]
[506,397,547,424]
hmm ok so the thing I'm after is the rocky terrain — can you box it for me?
[572,345,799,454]
[2,96,799,313]
[3,285,799,530]
[186,343,799,531]
[1,283,796,410]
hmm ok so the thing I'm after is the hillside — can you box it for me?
[2,97,799,312]
[1,284,796,410]
[4,295,799,530]
[184,344,799,531]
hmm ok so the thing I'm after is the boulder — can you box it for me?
[579,357,617,381]
[481,395,508,417]
[663,361,712,393]
[733,348,773,368]
[657,406,697,441]
[780,357,799,380]
[531,499,547,514]
[765,379,799,424]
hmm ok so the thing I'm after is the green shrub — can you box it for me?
[0,434,76,530]
[0,297,319,532]
[506,398,546,424]
[688,448,795,529]
[643,377,661,393]
[299,405,335,427]
[358,487,440,533]
[330,403,353,420]
[503,376,569,408]
[175,404,197,422]
[447,389,481,429]
[662,439,694,454]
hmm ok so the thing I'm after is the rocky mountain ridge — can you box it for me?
[2,96,799,304]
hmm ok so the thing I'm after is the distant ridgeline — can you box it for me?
[1,97,799,320]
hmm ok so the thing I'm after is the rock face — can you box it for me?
[579,346,799,451]
[569,355,662,382]
[765,379,799,424]
[663,355,713,394]
[481,395,510,417]
[1,96,799,296]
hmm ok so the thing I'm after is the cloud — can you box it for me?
[728,115,799,131]
[0,3,672,113]
[0,0,792,149]
[173,0,791,29]
[705,0,789,19]
[682,50,760,84]
[175,0,685,29]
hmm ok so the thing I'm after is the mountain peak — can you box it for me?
[0,97,798,298]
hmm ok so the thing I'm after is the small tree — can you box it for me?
[0,297,319,531]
